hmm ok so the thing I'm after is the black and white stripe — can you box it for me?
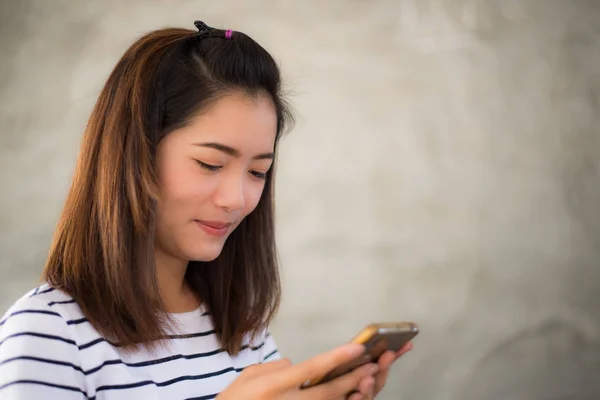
[0,284,281,399]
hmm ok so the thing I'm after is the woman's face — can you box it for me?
[155,92,277,263]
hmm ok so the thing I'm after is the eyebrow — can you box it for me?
[193,142,274,160]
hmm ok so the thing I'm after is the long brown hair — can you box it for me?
[42,22,293,354]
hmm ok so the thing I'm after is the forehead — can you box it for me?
[172,92,278,151]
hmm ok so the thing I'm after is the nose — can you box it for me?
[213,170,245,212]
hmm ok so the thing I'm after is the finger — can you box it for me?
[396,341,414,358]
[356,375,375,395]
[347,392,364,400]
[373,369,389,394]
[372,343,414,395]
[280,343,365,389]
[372,351,395,394]
[378,350,396,371]
[307,362,379,399]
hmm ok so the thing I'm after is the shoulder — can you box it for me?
[0,284,89,397]
[0,283,83,341]
[1,283,79,319]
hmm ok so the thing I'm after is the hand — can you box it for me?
[368,341,414,398]
[216,343,380,400]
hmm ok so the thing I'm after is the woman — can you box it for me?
[0,21,412,399]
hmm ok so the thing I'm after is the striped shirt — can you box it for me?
[0,284,280,399]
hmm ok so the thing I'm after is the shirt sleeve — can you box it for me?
[0,296,87,399]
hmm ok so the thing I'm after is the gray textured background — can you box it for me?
[1,0,599,399]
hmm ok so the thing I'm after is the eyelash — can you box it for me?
[251,171,267,180]
[197,161,222,171]
[196,161,267,180]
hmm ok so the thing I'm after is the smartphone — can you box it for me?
[301,322,419,389]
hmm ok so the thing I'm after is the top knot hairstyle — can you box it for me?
[193,20,232,40]
[42,20,294,354]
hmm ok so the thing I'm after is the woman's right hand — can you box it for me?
[216,343,379,400]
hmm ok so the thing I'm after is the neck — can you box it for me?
[154,248,200,313]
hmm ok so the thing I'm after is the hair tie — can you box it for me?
[193,20,233,40]
[193,20,211,36]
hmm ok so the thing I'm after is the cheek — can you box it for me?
[242,182,267,214]
[158,164,211,213]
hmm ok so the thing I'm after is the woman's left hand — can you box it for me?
[347,341,414,400]
[370,341,414,398]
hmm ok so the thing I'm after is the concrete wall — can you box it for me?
[1,0,599,398]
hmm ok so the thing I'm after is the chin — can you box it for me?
[186,246,225,263]
[190,254,220,263]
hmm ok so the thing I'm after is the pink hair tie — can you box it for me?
[225,29,233,39]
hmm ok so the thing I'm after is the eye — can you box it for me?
[196,160,222,171]
[250,170,267,180]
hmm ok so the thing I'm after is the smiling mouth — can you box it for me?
[194,220,232,237]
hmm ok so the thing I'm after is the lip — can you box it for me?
[194,220,232,237]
